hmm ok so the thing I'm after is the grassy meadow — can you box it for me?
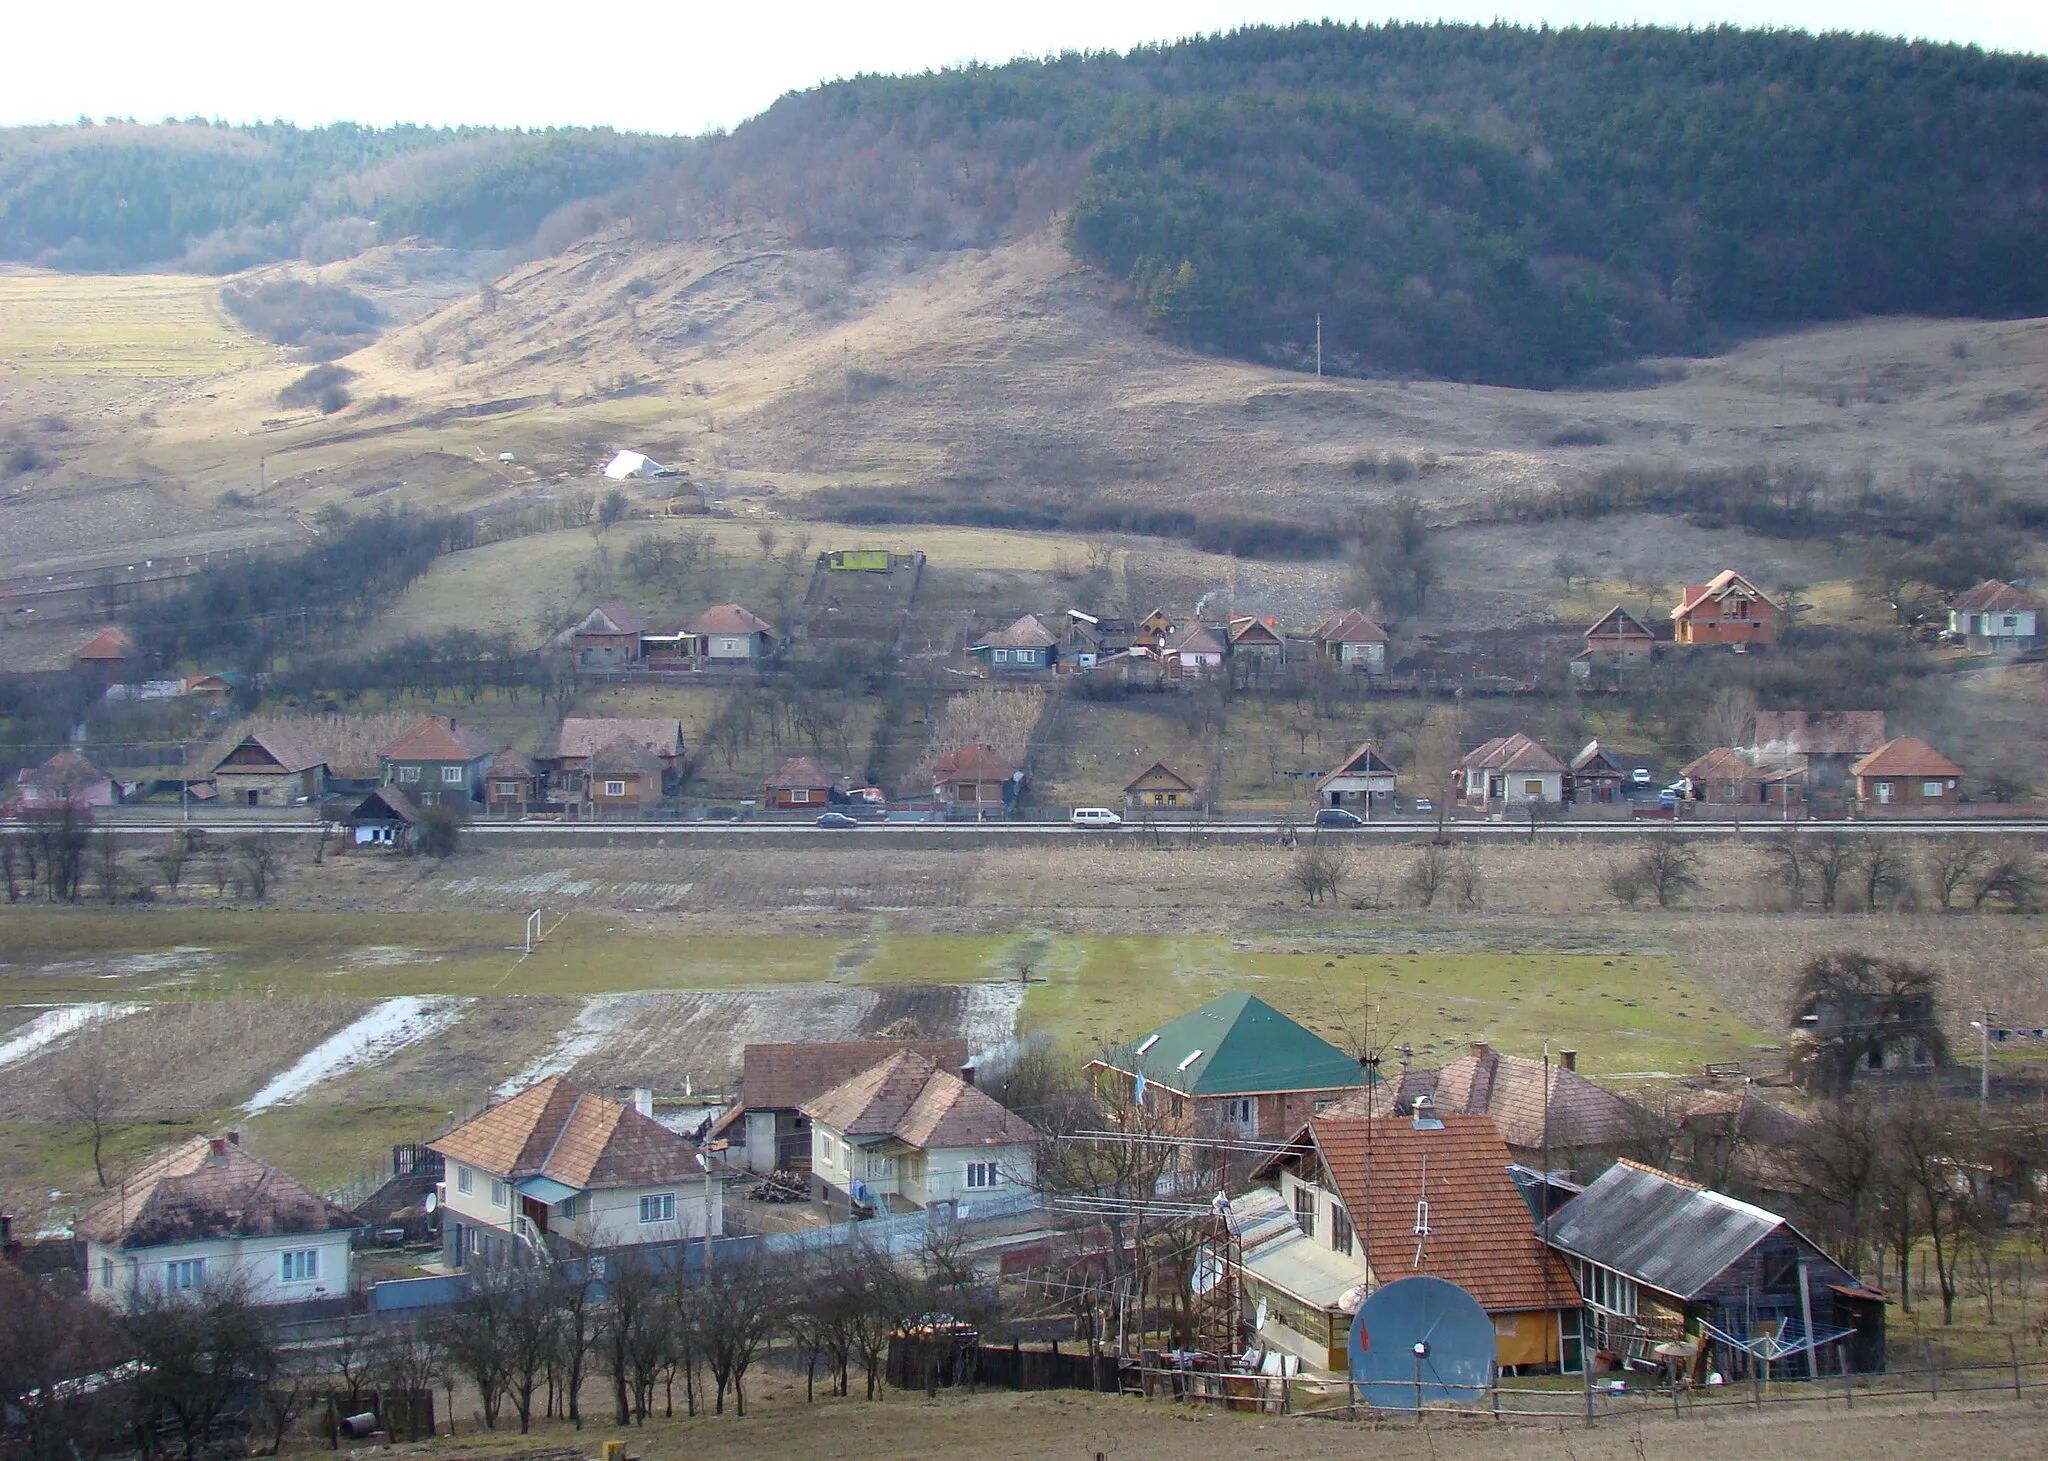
[0,268,271,375]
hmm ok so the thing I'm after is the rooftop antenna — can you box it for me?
[1315,314,1323,378]
[1411,1150,1433,1270]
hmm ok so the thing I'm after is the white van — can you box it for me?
[1069,807,1123,828]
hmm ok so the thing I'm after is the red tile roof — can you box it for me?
[214,727,328,775]
[1160,623,1226,657]
[734,1040,970,1115]
[551,718,685,760]
[1227,616,1285,646]
[1848,736,1963,780]
[72,626,136,661]
[766,755,833,791]
[1675,570,1777,618]
[381,715,493,763]
[77,1136,357,1249]
[980,614,1058,650]
[1287,1114,1578,1314]
[1312,609,1389,645]
[1325,1044,1638,1154]
[1458,733,1565,775]
[800,1051,1036,1150]
[1683,747,1766,783]
[1951,579,2035,614]
[576,601,646,635]
[430,1075,723,1190]
[934,744,1016,783]
[589,737,664,775]
[687,604,775,637]
[18,750,108,790]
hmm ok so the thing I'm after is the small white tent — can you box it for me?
[603,450,668,480]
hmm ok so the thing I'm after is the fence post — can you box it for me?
[1839,1345,1852,1411]
[2010,1336,2023,1398]
[1583,1350,1595,1429]
[1924,1340,1937,1401]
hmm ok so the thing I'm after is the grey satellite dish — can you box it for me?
[423,1191,438,1214]
[1348,1274,1495,1411]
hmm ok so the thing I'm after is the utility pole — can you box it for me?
[1973,1010,1997,1105]
[1315,314,1323,378]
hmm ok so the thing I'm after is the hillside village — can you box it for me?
[9,548,2038,832]
[4,17,2048,1456]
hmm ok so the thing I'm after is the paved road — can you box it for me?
[62,814,2048,840]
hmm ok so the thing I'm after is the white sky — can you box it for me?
[7,1,2043,136]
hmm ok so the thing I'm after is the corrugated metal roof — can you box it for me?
[1544,1159,1785,1300]
[1102,992,1364,1097]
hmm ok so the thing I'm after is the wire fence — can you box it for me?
[1101,1345,2048,1425]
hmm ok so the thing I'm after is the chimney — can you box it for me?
[226,1129,241,1146]
[633,1087,654,1118]
[1411,1093,1444,1131]
[208,1138,228,1160]
[1559,1050,1577,1073]
[959,1064,976,1087]
[1469,1041,1491,1060]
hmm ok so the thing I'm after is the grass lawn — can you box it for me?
[1023,935,1763,1077]
[0,269,271,375]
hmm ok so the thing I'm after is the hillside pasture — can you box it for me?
[0,269,271,376]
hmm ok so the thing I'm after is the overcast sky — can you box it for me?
[7,1,2043,136]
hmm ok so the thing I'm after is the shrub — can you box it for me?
[1547,424,1611,447]
[279,363,358,410]
[416,803,468,858]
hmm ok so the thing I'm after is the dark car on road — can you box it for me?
[814,812,862,828]
[1314,808,1365,828]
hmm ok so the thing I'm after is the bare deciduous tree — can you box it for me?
[232,831,284,901]
[1290,841,1347,905]
[1406,843,1449,908]
[1923,835,1987,911]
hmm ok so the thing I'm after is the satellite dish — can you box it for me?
[1348,1275,1495,1411]
[423,1191,438,1214]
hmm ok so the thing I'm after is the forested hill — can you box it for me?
[680,23,2048,387]
[7,24,2046,388]
[0,122,687,270]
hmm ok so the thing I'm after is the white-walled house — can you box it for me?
[802,1052,1037,1212]
[708,1039,971,1175]
[77,1135,357,1308]
[430,1076,736,1267]
[1457,734,1567,807]
[1948,580,2038,650]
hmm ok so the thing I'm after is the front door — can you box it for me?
[520,1195,550,1234]
[246,789,261,807]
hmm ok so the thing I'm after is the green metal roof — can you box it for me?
[1102,991,1365,1097]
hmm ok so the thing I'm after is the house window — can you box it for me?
[495,782,520,796]
[442,765,464,783]
[966,1162,1001,1189]
[1225,1097,1254,1129]
[99,1257,114,1290]
[867,1153,896,1183]
[1293,1182,1317,1241]
[639,1192,677,1224]
[165,1258,205,1291]
[456,1164,473,1194]
[397,765,420,783]
[280,1249,319,1283]
[1922,781,1944,797]
[790,788,811,804]
[558,1195,577,1219]
[819,1134,836,1166]
[1580,1262,1637,1315]
[603,780,626,797]
[490,1179,508,1208]
[1762,1250,1799,1291]
[1524,780,1544,796]
[1329,1203,1354,1255]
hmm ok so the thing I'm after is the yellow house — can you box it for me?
[1123,760,1197,810]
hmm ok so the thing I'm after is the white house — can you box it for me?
[1457,734,1567,807]
[802,1051,1037,1212]
[684,604,777,665]
[77,1135,357,1308]
[430,1076,735,1267]
[1311,608,1390,673]
[1948,580,2038,650]
[1315,740,1399,813]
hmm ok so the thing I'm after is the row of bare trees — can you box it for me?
[0,822,285,905]
[1760,829,2038,913]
